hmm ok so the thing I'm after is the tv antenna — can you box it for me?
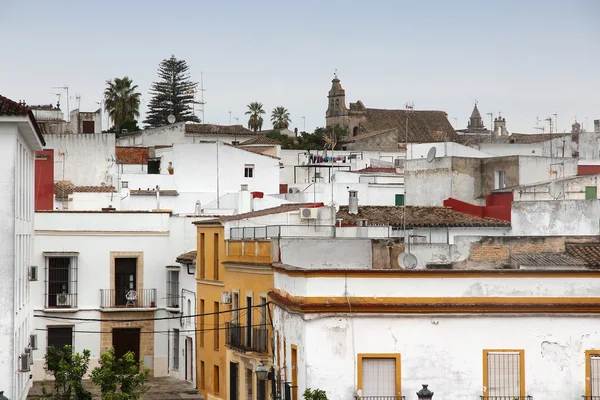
[73,94,81,110]
[545,117,553,134]
[52,86,69,121]
[198,71,206,123]
[426,146,437,163]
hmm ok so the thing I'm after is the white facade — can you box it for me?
[44,133,117,187]
[31,211,199,385]
[0,111,44,400]
[273,270,600,400]
[120,142,281,214]
[478,135,573,158]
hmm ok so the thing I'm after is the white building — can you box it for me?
[116,123,260,146]
[31,210,200,386]
[0,96,45,400]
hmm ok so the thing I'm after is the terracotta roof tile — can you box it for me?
[176,250,197,264]
[0,95,45,146]
[130,189,178,196]
[115,147,150,164]
[185,124,258,136]
[239,136,281,145]
[566,244,600,268]
[348,108,456,143]
[511,253,586,267]
[336,205,510,228]
[356,167,398,174]
[194,202,324,225]
[54,181,116,199]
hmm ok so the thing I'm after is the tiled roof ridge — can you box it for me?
[0,95,46,146]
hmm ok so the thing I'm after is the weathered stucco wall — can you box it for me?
[512,200,600,236]
[278,238,372,269]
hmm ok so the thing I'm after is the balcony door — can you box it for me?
[115,258,137,306]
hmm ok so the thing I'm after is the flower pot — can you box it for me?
[168,169,174,175]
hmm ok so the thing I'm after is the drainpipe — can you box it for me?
[156,185,160,210]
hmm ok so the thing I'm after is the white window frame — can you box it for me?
[166,269,180,309]
[43,253,79,309]
[495,170,507,189]
[244,164,255,178]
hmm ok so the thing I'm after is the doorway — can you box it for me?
[185,337,193,382]
[112,328,140,360]
[230,362,239,400]
[115,258,137,306]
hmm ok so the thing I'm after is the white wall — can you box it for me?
[579,132,600,160]
[512,175,600,201]
[408,142,491,159]
[511,200,600,236]
[44,133,117,187]
[31,212,202,382]
[518,156,578,186]
[275,310,600,400]
[479,135,573,158]
[404,157,454,206]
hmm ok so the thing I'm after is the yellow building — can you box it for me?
[195,220,274,400]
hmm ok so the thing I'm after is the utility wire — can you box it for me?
[35,322,268,335]
[34,302,271,322]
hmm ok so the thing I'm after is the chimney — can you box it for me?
[155,185,160,210]
[594,119,600,134]
[194,200,202,216]
[348,190,359,215]
[239,184,253,213]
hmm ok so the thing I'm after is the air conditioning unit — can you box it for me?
[29,266,38,281]
[221,291,232,305]
[19,353,30,372]
[25,347,33,365]
[56,293,72,307]
[30,334,37,350]
[300,208,318,220]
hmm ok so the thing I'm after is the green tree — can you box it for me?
[103,77,141,135]
[270,106,291,129]
[264,130,295,149]
[144,55,200,128]
[91,348,150,400]
[42,345,92,400]
[303,388,328,400]
[245,102,265,132]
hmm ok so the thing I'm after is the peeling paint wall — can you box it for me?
[275,312,600,400]
[512,200,600,236]
[278,238,372,269]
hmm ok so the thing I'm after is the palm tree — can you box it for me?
[245,102,265,132]
[271,106,291,129]
[103,77,141,134]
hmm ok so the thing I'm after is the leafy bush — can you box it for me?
[303,388,328,400]
[91,348,150,400]
[42,345,92,400]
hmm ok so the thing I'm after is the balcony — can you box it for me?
[480,397,533,400]
[99,289,157,309]
[225,322,269,353]
[582,397,600,400]
[359,397,405,400]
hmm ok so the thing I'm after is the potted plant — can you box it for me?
[167,162,174,175]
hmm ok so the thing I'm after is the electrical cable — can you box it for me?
[35,322,268,335]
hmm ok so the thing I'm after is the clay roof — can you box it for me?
[115,146,149,164]
[239,136,281,145]
[185,124,257,136]
[130,189,178,196]
[176,250,197,264]
[0,95,45,146]
[511,253,586,268]
[350,108,455,143]
[336,205,510,228]
[194,202,324,225]
[54,181,116,199]
[356,167,398,174]
[507,133,568,144]
[566,244,600,268]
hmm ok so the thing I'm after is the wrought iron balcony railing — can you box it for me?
[359,396,405,400]
[225,322,269,353]
[480,396,533,400]
[582,396,600,400]
[99,289,157,309]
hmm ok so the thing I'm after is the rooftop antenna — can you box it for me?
[73,93,81,110]
[198,71,206,123]
[486,112,493,137]
[228,111,232,125]
[301,116,306,133]
[553,113,558,135]
[234,117,239,125]
[545,117,553,134]
[52,86,69,121]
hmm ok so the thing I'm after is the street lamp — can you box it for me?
[255,360,270,381]
[416,384,434,400]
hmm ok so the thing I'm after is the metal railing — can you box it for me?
[45,292,78,309]
[360,396,405,400]
[225,322,269,353]
[230,224,335,240]
[480,396,533,400]
[582,397,600,400]
[99,288,157,309]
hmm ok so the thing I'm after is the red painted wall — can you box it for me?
[443,193,513,222]
[35,150,54,211]
[578,165,600,175]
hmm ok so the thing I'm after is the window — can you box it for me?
[246,296,252,347]
[200,361,206,389]
[44,255,78,309]
[200,233,206,279]
[395,194,404,206]
[586,186,597,200]
[121,181,129,188]
[200,299,205,347]
[245,368,253,400]
[82,120,95,134]
[257,378,267,400]
[357,354,401,399]
[244,164,254,178]
[47,326,73,351]
[214,365,220,393]
[213,233,220,280]
[259,296,267,326]
[587,350,600,397]
[291,345,298,400]
[233,292,240,324]
[482,350,524,399]
[166,270,180,308]
[172,329,179,370]
[495,170,507,189]
[214,302,220,350]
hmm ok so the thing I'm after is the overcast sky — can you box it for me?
[1,0,598,133]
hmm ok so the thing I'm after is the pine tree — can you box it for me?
[144,55,200,128]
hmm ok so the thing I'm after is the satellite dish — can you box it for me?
[402,253,418,269]
[548,181,564,199]
[426,147,437,163]
[329,201,340,212]
[167,114,176,124]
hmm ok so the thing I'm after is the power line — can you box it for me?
[34,322,268,336]
[34,302,271,323]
